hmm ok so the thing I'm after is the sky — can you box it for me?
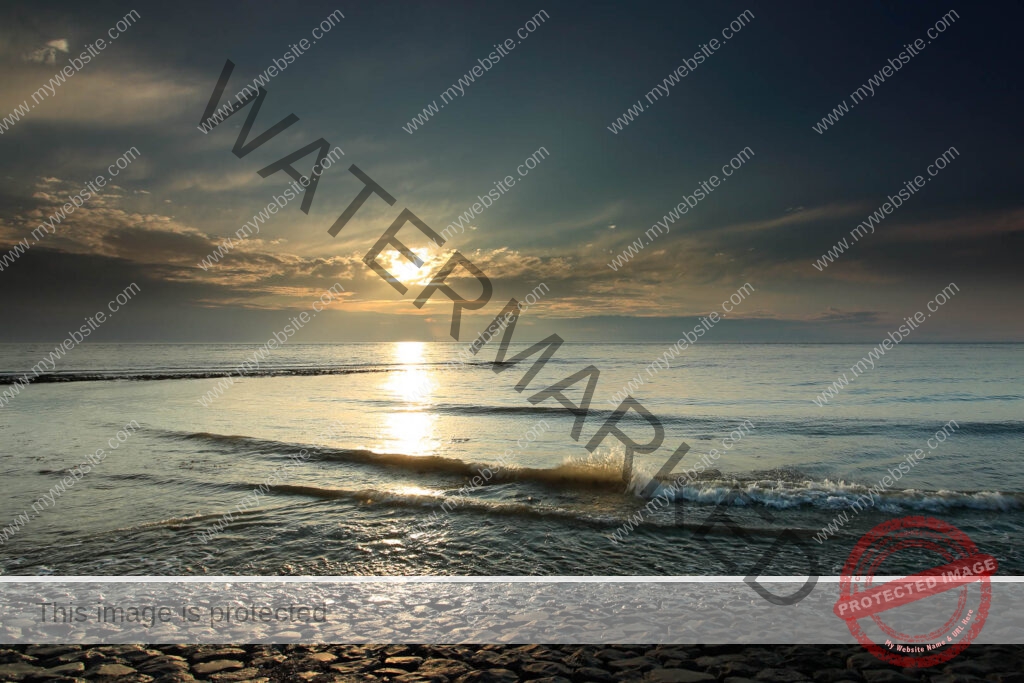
[0,1,1021,342]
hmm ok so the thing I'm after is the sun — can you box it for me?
[385,247,436,288]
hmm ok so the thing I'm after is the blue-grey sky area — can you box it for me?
[0,1,1021,342]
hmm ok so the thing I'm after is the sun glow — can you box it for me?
[386,342,435,403]
[394,341,426,365]
[377,342,439,456]
[380,410,438,457]
[385,248,436,289]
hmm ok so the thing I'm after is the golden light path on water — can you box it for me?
[379,341,440,457]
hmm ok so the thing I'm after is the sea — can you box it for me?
[0,342,1021,577]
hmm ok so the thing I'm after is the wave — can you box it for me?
[217,483,793,536]
[0,366,399,384]
[67,480,616,535]
[166,429,631,491]
[0,358,510,386]
[159,429,1024,513]
[469,413,1024,436]
[190,395,1024,437]
[645,476,1024,513]
[202,478,1020,537]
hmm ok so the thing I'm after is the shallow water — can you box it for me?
[0,342,1020,576]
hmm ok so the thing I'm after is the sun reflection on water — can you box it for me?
[378,342,439,456]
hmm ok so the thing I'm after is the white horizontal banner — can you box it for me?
[1,577,1021,645]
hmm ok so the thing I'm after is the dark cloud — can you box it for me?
[814,308,882,324]
[0,1,1022,340]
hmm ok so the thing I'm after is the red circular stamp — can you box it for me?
[834,516,997,668]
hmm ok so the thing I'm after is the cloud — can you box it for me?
[166,170,267,193]
[0,62,199,128]
[22,39,69,65]
[880,208,1024,243]
[0,180,362,308]
[713,203,866,237]
[814,307,882,324]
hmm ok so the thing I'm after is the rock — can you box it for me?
[389,673,452,683]
[784,656,845,672]
[927,676,986,683]
[694,646,748,657]
[386,656,425,670]
[56,649,111,666]
[333,655,385,670]
[1,644,1019,683]
[25,645,80,658]
[329,662,378,675]
[847,654,891,671]
[0,651,38,665]
[575,667,617,682]
[709,662,761,679]
[522,660,573,677]
[469,652,517,669]
[47,661,86,675]
[813,669,864,683]
[861,671,919,683]
[646,669,716,683]
[418,658,470,677]
[697,655,748,668]
[755,670,812,683]
[595,649,639,661]
[377,669,421,677]
[608,656,657,672]
[151,674,198,683]
[210,668,263,682]
[306,652,338,664]
[137,656,191,675]
[4,620,34,628]
[649,648,696,662]
[455,669,520,683]
[748,649,787,667]
[250,655,287,667]
[192,660,245,675]
[90,663,140,678]
[123,649,166,664]
[946,662,999,677]
[563,648,603,669]
[192,649,248,663]
[0,662,46,680]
